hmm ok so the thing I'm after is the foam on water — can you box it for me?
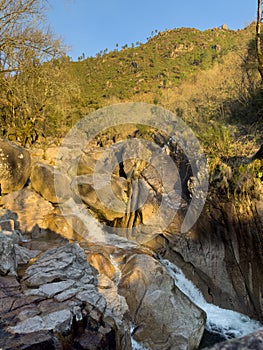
[131,338,149,350]
[161,258,262,340]
[130,325,149,350]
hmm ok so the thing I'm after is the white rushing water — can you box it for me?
[131,338,149,350]
[130,325,149,350]
[161,258,262,340]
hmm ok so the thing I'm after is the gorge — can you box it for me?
[0,102,262,350]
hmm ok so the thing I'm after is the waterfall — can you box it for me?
[161,258,262,340]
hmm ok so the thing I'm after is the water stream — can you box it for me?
[161,258,262,341]
[109,248,262,349]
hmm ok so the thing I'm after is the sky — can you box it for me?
[47,0,257,61]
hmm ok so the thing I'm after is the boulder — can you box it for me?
[0,139,31,194]
[2,188,53,233]
[118,253,206,350]
[43,209,88,242]
[86,252,115,279]
[31,162,71,204]
[74,174,128,221]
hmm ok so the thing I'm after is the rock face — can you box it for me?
[161,191,263,323]
[118,253,206,350]
[0,238,131,350]
[0,139,31,194]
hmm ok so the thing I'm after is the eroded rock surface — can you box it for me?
[0,238,130,350]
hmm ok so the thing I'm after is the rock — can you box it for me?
[0,219,15,231]
[2,188,54,233]
[98,274,129,321]
[8,309,73,334]
[0,330,59,350]
[163,193,263,322]
[43,209,87,242]
[76,152,98,175]
[23,242,95,287]
[118,253,206,350]
[86,252,115,279]
[204,328,263,349]
[25,280,76,298]
[14,244,40,265]
[0,233,17,276]
[0,139,31,194]
[31,162,71,203]
[73,328,115,350]
[0,242,127,350]
[74,174,127,221]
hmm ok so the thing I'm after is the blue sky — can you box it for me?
[47,0,256,61]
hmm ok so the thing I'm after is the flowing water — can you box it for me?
[69,200,262,348]
[161,258,262,342]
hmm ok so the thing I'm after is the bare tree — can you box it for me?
[0,0,63,74]
[256,0,263,81]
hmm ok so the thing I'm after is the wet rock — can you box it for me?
[0,139,31,194]
[204,327,263,349]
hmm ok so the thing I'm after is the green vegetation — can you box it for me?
[0,3,262,191]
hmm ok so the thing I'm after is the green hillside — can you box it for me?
[1,22,262,160]
[68,24,255,111]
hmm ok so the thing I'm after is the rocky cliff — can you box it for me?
[0,135,206,349]
[0,115,262,349]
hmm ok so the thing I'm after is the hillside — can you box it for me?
[69,24,255,110]
[1,22,262,158]
[61,23,261,160]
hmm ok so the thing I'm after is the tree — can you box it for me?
[0,0,63,74]
[256,0,263,81]
[0,0,78,146]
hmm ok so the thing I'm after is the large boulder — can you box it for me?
[118,253,206,350]
[0,139,31,194]
[74,174,128,221]
[2,188,53,233]
[31,162,71,204]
